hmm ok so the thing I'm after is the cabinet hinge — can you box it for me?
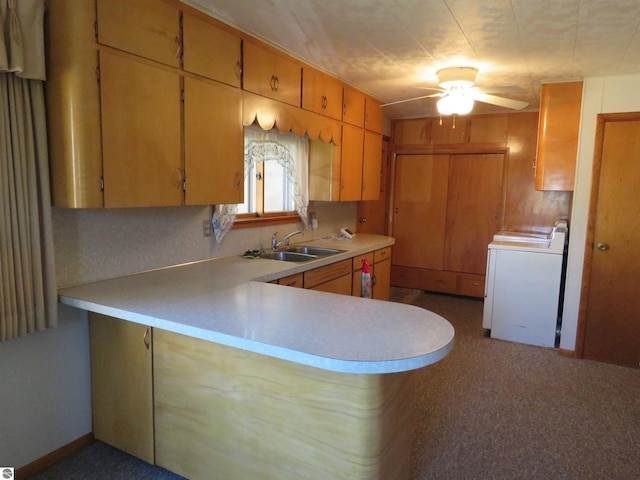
[183,179,186,192]
[94,21,98,40]
[100,176,104,191]
[181,89,185,103]
[96,65,100,82]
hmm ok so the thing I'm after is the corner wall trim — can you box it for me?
[16,433,94,480]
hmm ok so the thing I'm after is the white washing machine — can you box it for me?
[483,222,567,348]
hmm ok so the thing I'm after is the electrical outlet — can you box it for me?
[202,219,212,237]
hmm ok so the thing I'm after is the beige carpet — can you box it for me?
[389,288,640,480]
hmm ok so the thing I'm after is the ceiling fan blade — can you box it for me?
[473,92,528,110]
[381,92,443,107]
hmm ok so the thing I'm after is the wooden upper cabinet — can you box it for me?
[184,76,243,205]
[182,13,242,87]
[362,130,382,201]
[243,41,301,107]
[340,124,365,201]
[96,0,181,67]
[535,81,583,191]
[343,85,365,127]
[431,116,467,144]
[393,118,430,145]
[302,67,343,120]
[364,96,383,133]
[468,114,509,144]
[100,50,182,207]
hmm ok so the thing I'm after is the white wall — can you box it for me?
[1,201,357,468]
[560,72,640,350]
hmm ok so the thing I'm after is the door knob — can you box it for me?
[596,242,609,251]
[358,217,367,224]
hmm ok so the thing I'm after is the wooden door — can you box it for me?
[582,117,640,368]
[444,154,505,274]
[391,154,449,269]
[90,314,154,463]
[182,13,242,87]
[340,124,364,201]
[357,138,389,234]
[96,0,180,67]
[184,76,243,205]
[100,50,182,207]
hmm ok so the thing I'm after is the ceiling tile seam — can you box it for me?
[442,0,480,63]
[508,0,536,95]
[618,18,640,72]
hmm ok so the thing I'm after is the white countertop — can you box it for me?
[58,234,455,374]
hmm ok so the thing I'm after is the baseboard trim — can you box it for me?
[558,348,577,358]
[16,432,95,480]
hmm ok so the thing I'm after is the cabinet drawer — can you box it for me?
[420,269,457,294]
[390,266,422,290]
[456,273,485,298]
[309,274,352,296]
[374,247,391,264]
[304,259,352,289]
[278,273,304,288]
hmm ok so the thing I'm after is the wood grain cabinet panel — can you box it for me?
[99,50,182,207]
[340,124,365,201]
[184,76,243,205]
[468,114,509,144]
[362,130,383,201]
[364,96,383,133]
[342,84,365,127]
[302,67,344,120]
[182,13,242,87]
[243,41,302,107]
[89,314,154,464]
[96,0,180,67]
[535,81,583,191]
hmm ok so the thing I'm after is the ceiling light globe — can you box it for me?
[437,93,474,115]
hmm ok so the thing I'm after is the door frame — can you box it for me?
[575,111,640,358]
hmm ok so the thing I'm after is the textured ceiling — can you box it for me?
[183,0,640,119]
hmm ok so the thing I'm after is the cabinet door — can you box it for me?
[392,155,449,269]
[373,259,391,301]
[444,154,505,275]
[302,67,343,120]
[310,274,353,295]
[468,114,509,144]
[364,96,383,133]
[184,76,243,205]
[183,13,242,87]
[100,50,182,207]
[340,124,364,201]
[431,116,468,144]
[243,42,301,107]
[536,81,583,191]
[342,85,365,127]
[96,0,180,67]
[393,118,430,145]
[361,130,382,201]
[89,314,153,463]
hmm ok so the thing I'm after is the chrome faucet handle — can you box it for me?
[271,232,278,250]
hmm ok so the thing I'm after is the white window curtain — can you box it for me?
[212,125,309,243]
[1,0,57,341]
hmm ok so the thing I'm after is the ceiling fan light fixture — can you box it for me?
[436,90,475,115]
[437,66,478,89]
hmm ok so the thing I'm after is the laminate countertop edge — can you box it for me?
[58,234,455,374]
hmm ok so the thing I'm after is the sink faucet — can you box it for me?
[271,230,302,250]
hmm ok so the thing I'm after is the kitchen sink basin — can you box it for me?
[259,251,317,262]
[285,246,345,256]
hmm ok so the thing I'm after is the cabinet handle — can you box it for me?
[143,327,150,350]
[174,36,182,60]
[343,104,347,116]
[175,167,183,189]
[234,171,241,190]
[372,274,377,286]
[235,60,242,79]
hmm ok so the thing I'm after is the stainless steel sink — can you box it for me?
[259,251,317,262]
[285,246,345,256]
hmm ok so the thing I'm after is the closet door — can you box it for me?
[444,153,505,274]
[392,154,449,269]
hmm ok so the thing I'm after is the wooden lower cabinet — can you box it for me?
[89,314,154,463]
[153,329,415,480]
[304,259,352,295]
[352,248,392,300]
[391,266,485,298]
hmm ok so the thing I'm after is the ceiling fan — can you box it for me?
[381,67,528,115]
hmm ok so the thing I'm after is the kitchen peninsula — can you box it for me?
[58,234,454,479]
